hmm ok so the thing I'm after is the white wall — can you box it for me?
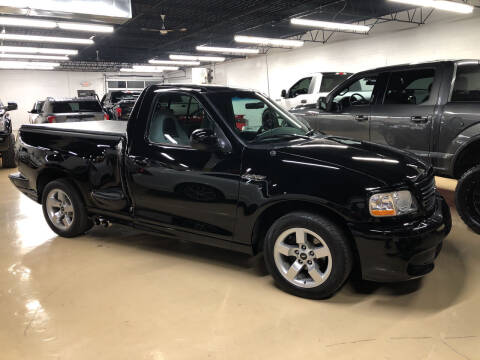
[0,70,106,129]
[212,9,480,99]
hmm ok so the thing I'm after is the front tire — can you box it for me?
[2,134,17,168]
[264,212,353,299]
[42,179,93,237]
[456,165,480,234]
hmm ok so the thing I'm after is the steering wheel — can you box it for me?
[349,93,367,105]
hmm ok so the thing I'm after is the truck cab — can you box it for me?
[297,60,480,179]
[277,72,352,110]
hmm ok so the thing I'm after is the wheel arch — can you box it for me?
[36,168,85,205]
[453,138,480,179]
[251,200,358,259]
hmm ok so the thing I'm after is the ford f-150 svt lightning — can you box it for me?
[10,84,451,299]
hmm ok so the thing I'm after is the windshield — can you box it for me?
[111,91,140,102]
[320,73,351,92]
[208,91,312,143]
[52,101,102,113]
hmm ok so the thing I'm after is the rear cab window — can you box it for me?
[383,68,435,105]
[52,101,102,113]
[320,73,351,93]
[451,62,480,102]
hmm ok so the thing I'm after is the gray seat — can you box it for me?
[149,109,189,145]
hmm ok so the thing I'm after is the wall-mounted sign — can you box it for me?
[80,81,91,87]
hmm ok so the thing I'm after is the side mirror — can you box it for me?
[281,89,287,98]
[6,102,18,111]
[318,97,328,111]
[190,128,220,152]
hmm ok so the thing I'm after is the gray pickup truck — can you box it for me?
[292,60,480,179]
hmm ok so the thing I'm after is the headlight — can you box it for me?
[369,190,417,217]
[0,119,5,132]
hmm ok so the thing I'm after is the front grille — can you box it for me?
[415,172,436,212]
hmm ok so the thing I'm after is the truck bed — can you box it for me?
[20,120,127,138]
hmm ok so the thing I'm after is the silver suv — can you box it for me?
[35,97,106,124]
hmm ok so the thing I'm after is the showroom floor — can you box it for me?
[1,168,479,360]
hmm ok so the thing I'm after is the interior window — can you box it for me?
[451,63,480,102]
[148,93,214,146]
[289,77,312,98]
[384,69,435,105]
[332,76,377,111]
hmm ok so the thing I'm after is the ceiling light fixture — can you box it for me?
[169,54,225,62]
[148,59,201,66]
[290,18,371,33]
[0,16,114,33]
[388,0,474,14]
[0,33,93,45]
[234,35,304,48]
[0,53,69,60]
[196,45,259,55]
[0,60,60,70]
[0,45,78,55]
[133,65,179,71]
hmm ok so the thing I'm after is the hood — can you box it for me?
[277,136,429,187]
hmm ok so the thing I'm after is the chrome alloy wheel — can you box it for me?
[273,228,332,288]
[46,189,75,231]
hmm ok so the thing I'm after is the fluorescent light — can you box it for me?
[149,59,201,66]
[291,18,371,33]
[0,17,56,28]
[0,60,60,70]
[0,16,114,33]
[196,45,259,55]
[58,22,114,33]
[0,53,69,60]
[0,33,93,45]
[169,54,225,62]
[0,46,78,55]
[388,0,473,13]
[234,35,304,48]
[133,65,179,71]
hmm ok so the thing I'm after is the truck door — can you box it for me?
[370,67,439,163]
[305,73,380,140]
[126,90,241,243]
[284,76,313,109]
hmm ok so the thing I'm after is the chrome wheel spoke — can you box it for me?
[308,265,325,284]
[295,229,307,245]
[47,196,62,209]
[285,260,304,281]
[313,246,330,259]
[276,242,298,257]
[63,203,74,214]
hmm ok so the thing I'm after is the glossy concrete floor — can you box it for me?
[1,168,479,360]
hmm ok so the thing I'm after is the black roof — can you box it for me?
[356,59,480,75]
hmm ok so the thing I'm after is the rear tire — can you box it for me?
[2,134,17,168]
[263,212,353,299]
[42,179,93,237]
[456,165,480,234]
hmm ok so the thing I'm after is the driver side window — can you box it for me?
[289,77,312,98]
[333,76,378,111]
[148,92,215,146]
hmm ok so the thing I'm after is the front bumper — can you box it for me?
[9,172,38,202]
[0,132,12,152]
[350,195,451,282]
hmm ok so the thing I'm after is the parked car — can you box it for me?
[0,100,18,168]
[276,72,352,110]
[101,90,141,120]
[10,84,451,299]
[28,100,44,124]
[34,97,107,123]
[293,60,480,179]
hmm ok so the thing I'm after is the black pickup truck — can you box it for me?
[10,84,451,299]
[101,90,141,120]
[292,60,480,179]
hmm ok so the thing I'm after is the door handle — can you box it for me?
[301,99,307,104]
[355,115,369,122]
[411,116,429,124]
